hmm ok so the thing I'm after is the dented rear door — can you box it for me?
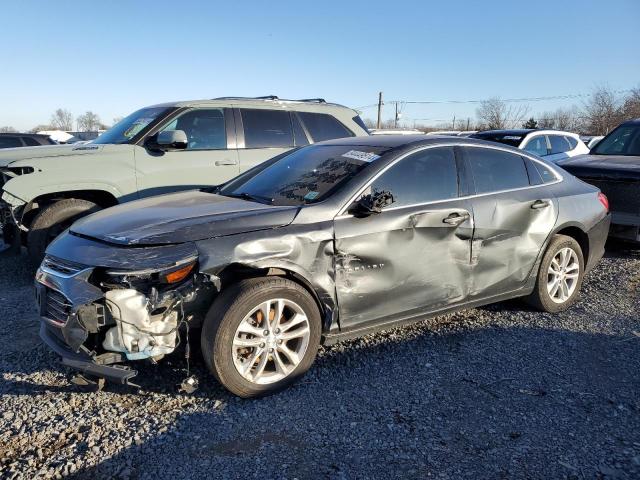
[333,146,474,330]
[461,146,559,298]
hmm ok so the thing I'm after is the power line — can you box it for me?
[355,89,633,111]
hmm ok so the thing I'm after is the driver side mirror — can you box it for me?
[150,130,188,151]
[348,190,395,218]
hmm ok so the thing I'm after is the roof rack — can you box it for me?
[212,96,326,103]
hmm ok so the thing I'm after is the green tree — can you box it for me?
[522,117,538,129]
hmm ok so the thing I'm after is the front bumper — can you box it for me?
[40,322,138,384]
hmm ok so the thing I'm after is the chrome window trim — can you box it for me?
[335,142,563,218]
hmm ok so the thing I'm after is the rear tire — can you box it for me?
[526,234,584,313]
[27,199,99,264]
[201,277,321,398]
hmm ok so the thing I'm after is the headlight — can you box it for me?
[102,257,198,289]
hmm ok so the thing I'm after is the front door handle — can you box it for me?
[531,199,551,210]
[215,159,238,166]
[442,211,470,226]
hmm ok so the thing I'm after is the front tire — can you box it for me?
[526,234,584,313]
[201,277,321,398]
[27,199,99,264]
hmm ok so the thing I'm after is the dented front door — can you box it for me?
[334,199,474,330]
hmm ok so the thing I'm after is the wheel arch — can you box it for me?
[213,262,336,334]
[551,222,590,264]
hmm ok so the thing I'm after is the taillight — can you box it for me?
[597,192,609,212]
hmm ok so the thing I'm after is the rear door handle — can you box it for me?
[531,199,551,210]
[442,211,470,226]
[215,159,238,166]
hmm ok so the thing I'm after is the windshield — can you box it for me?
[592,125,640,156]
[93,107,171,144]
[219,145,389,206]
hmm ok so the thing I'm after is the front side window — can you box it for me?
[548,135,572,154]
[220,145,389,206]
[297,112,354,142]
[93,107,170,145]
[370,147,458,208]
[241,109,293,148]
[523,136,548,156]
[465,147,529,194]
[592,125,640,156]
[159,109,226,150]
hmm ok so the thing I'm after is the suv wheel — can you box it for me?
[201,277,321,398]
[526,234,584,313]
[27,199,99,264]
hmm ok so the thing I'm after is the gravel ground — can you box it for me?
[0,243,639,479]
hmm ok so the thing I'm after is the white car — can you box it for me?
[470,129,590,163]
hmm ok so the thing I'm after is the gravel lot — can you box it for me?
[1,242,639,479]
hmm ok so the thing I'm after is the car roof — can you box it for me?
[0,132,49,138]
[621,118,640,126]
[315,134,510,149]
[146,96,355,111]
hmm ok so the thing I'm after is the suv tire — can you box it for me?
[27,199,99,264]
[526,234,584,313]
[201,277,321,398]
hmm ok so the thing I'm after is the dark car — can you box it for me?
[558,118,640,243]
[0,133,56,149]
[36,136,610,397]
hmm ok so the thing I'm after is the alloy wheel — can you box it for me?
[547,247,580,304]
[232,298,311,384]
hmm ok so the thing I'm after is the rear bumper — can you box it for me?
[40,322,138,384]
[585,213,611,273]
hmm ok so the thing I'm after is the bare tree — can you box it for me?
[621,87,640,121]
[50,109,74,131]
[580,86,623,135]
[476,97,530,130]
[29,124,53,133]
[76,111,101,132]
[0,126,17,133]
[537,107,581,131]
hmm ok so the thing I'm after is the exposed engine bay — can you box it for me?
[36,253,217,385]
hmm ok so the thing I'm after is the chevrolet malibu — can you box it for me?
[36,136,610,397]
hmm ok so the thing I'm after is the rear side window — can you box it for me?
[241,109,293,148]
[465,147,529,194]
[565,136,578,149]
[371,147,458,208]
[0,136,22,148]
[297,112,354,142]
[523,136,548,157]
[548,135,572,154]
[23,137,42,146]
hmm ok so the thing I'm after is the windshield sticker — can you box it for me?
[304,191,319,201]
[341,150,381,163]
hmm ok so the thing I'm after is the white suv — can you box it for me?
[471,129,589,163]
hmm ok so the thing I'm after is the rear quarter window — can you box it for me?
[297,112,354,142]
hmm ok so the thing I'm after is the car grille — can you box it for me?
[583,179,640,214]
[42,255,88,276]
[43,287,73,325]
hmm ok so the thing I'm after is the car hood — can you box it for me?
[0,144,108,167]
[558,154,640,181]
[70,191,300,245]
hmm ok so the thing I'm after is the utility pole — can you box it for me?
[452,115,456,129]
[376,92,383,129]
[394,102,399,128]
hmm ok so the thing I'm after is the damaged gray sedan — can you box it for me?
[36,136,610,397]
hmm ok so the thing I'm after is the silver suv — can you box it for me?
[0,96,368,260]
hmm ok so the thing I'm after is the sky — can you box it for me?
[1,0,639,131]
